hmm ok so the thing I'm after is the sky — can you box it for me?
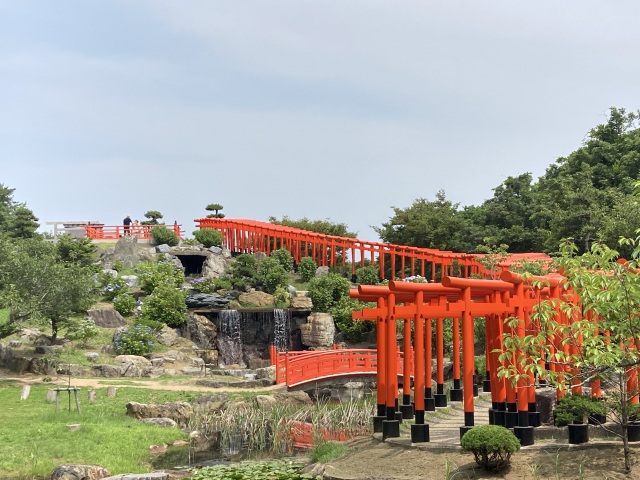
[2,1,639,242]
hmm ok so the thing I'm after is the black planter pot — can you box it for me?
[588,413,606,425]
[628,422,640,442]
[568,423,589,444]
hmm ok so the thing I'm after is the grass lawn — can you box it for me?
[0,381,197,479]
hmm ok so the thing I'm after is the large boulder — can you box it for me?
[87,309,126,328]
[300,313,335,348]
[185,293,230,308]
[48,464,111,480]
[290,295,313,310]
[112,236,139,269]
[126,401,193,427]
[202,253,228,278]
[238,291,275,307]
[180,314,216,348]
[156,325,180,346]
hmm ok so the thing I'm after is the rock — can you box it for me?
[88,309,126,328]
[150,358,164,367]
[157,325,180,347]
[156,244,172,254]
[35,346,55,354]
[102,474,170,480]
[254,395,278,408]
[8,340,21,347]
[331,381,365,402]
[247,358,270,369]
[195,379,229,388]
[536,388,557,425]
[189,357,204,367]
[19,328,47,344]
[164,350,186,362]
[202,253,227,278]
[238,291,275,307]
[120,275,139,288]
[92,365,122,378]
[101,268,118,279]
[315,266,330,277]
[185,293,230,308]
[29,356,57,375]
[180,314,216,349]
[290,296,313,309]
[114,355,152,366]
[112,236,140,269]
[272,391,313,405]
[67,424,81,431]
[48,464,111,480]
[57,364,90,377]
[191,394,230,413]
[140,418,178,428]
[255,365,276,381]
[149,444,168,455]
[86,352,100,362]
[126,401,193,427]
[300,312,335,348]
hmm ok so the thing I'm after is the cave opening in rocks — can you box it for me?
[175,254,207,276]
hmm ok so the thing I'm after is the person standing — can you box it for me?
[123,214,132,236]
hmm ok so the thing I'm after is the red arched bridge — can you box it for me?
[270,346,412,389]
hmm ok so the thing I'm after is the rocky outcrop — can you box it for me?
[88,309,126,328]
[202,254,228,278]
[112,236,140,269]
[185,293,230,308]
[238,291,275,307]
[180,314,216,348]
[156,325,180,346]
[300,312,335,348]
[290,295,313,310]
[190,393,230,413]
[126,401,193,427]
[48,464,111,480]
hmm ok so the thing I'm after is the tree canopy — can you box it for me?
[375,107,640,255]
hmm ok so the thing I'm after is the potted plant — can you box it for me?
[554,394,590,444]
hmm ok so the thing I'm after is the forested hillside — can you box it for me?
[375,107,640,256]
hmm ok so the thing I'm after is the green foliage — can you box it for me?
[188,276,232,294]
[355,266,380,285]
[193,228,223,248]
[298,256,318,282]
[56,234,97,266]
[0,238,98,340]
[269,215,357,238]
[554,394,589,426]
[309,441,348,463]
[205,203,225,218]
[258,258,289,294]
[308,273,351,312]
[189,461,314,480]
[273,286,289,307]
[113,323,157,355]
[112,293,137,316]
[99,274,128,301]
[150,226,179,246]
[230,254,258,281]
[9,206,40,238]
[135,259,185,294]
[271,247,294,272]
[140,284,187,327]
[331,297,374,343]
[65,318,99,347]
[460,425,520,471]
[143,210,163,225]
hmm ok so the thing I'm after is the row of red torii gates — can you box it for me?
[195,218,588,446]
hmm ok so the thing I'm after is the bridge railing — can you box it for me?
[271,347,412,388]
[83,224,184,241]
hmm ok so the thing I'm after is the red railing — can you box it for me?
[271,347,412,388]
[84,224,184,241]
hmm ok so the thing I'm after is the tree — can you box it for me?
[499,238,640,473]
[205,203,225,218]
[0,239,97,340]
[268,216,357,238]
[374,190,471,251]
[0,184,40,238]
[143,210,163,225]
[56,234,98,267]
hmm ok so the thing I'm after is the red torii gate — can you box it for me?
[351,274,550,445]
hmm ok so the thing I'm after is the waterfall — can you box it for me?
[217,310,244,367]
[273,308,291,352]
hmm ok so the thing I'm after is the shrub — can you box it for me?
[150,226,179,246]
[189,276,232,294]
[331,297,374,343]
[230,254,258,280]
[258,258,289,294]
[98,273,128,301]
[554,394,589,426]
[65,318,99,347]
[113,293,137,316]
[308,273,351,312]
[113,324,157,356]
[297,257,317,282]
[56,234,97,267]
[273,286,289,307]
[460,425,520,471]
[193,228,223,248]
[355,266,380,285]
[271,248,294,272]
[135,260,185,294]
[141,284,187,327]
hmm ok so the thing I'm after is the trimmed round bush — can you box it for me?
[193,228,223,248]
[460,425,520,471]
[355,266,380,285]
[113,293,137,316]
[113,324,157,356]
[141,284,187,327]
[271,248,294,272]
[150,226,179,246]
[298,257,317,282]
